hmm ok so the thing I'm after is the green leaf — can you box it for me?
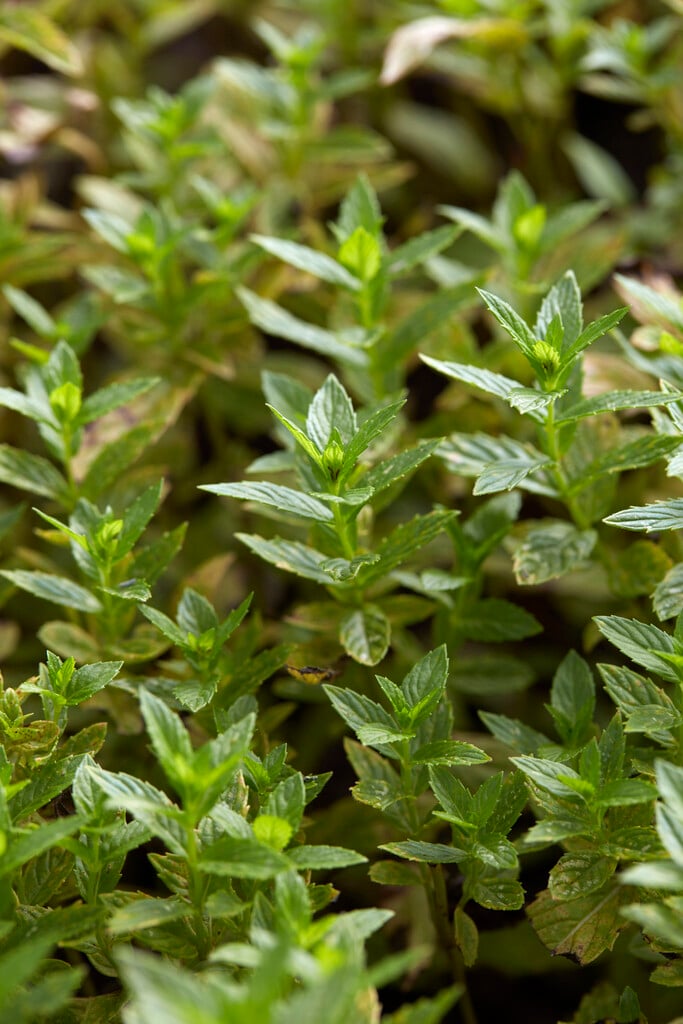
[3,285,55,335]
[549,852,616,901]
[236,534,331,583]
[306,374,357,450]
[338,226,382,281]
[237,287,368,369]
[0,8,83,75]
[199,836,290,878]
[657,759,683,820]
[108,897,189,936]
[578,435,681,490]
[139,691,193,796]
[78,377,159,425]
[535,271,583,348]
[380,840,465,863]
[594,615,679,682]
[555,390,683,425]
[138,605,186,646]
[10,755,84,821]
[563,307,627,361]
[287,845,367,869]
[596,779,657,806]
[605,498,683,533]
[335,174,383,242]
[251,235,361,290]
[362,440,440,495]
[0,570,102,613]
[411,739,490,766]
[0,387,50,423]
[0,816,82,877]
[599,663,678,741]
[513,522,597,585]
[440,433,553,492]
[511,756,583,799]
[0,446,67,502]
[387,224,459,274]
[470,877,524,911]
[339,606,391,666]
[550,650,595,743]
[479,711,550,753]
[621,903,683,950]
[421,356,530,412]
[324,685,399,743]
[654,564,683,621]
[450,654,534,695]
[454,906,479,968]
[402,645,448,706]
[478,288,538,358]
[438,205,503,250]
[341,399,405,471]
[457,599,542,642]
[64,660,122,705]
[267,405,323,465]
[201,481,334,522]
[528,885,632,963]
[361,510,456,582]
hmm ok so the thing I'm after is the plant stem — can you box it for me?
[427,865,478,1024]
[399,741,478,1024]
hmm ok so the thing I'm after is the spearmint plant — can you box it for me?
[202,370,451,665]
[6,2,683,1022]
[425,271,682,589]
[240,174,469,400]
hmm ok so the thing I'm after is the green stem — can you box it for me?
[399,742,477,1024]
[185,822,211,960]
[427,866,478,1024]
[543,402,590,530]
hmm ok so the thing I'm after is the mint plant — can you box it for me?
[0,340,159,509]
[5,2,683,1021]
[425,271,681,590]
[240,175,468,400]
[203,371,451,665]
